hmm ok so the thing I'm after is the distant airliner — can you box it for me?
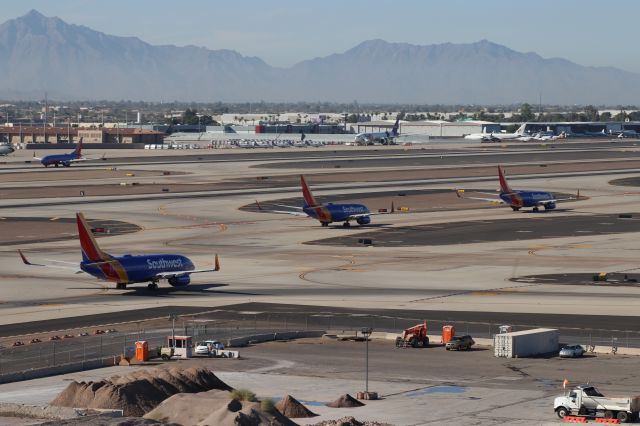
[19,212,220,290]
[464,124,527,141]
[456,166,579,212]
[257,175,376,227]
[354,117,400,145]
[0,143,14,156]
[34,138,89,167]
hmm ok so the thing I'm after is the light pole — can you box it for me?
[169,314,178,349]
[361,327,372,393]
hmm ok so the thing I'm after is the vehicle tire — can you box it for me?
[161,355,168,361]
[604,410,614,419]
[422,337,429,347]
[617,411,630,423]
[556,407,569,419]
[411,338,419,348]
[395,337,403,348]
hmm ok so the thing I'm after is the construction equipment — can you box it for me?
[395,321,429,348]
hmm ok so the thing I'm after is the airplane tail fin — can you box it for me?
[515,124,526,135]
[214,254,220,271]
[77,212,108,263]
[392,116,400,136]
[300,175,319,207]
[74,137,83,158]
[498,166,512,194]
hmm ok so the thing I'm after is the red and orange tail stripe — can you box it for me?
[300,175,318,207]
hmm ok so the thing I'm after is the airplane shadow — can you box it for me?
[327,223,390,230]
[520,208,573,214]
[70,283,261,297]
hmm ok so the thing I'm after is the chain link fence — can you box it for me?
[2,311,640,378]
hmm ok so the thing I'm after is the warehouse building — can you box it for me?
[0,126,164,145]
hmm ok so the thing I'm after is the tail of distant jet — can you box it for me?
[73,138,83,158]
[392,116,400,136]
[498,166,512,194]
[300,175,319,207]
[515,124,526,136]
[77,212,109,263]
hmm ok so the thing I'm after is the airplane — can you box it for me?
[464,124,527,141]
[0,142,15,156]
[34,138,89,167]
[354,116,400,145]
[19,212,220,290]
[455,166,579,212]
[257,175,376,227]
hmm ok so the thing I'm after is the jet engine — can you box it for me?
[544,202,556,210]
[356,216,371,225]
[168,275,191,286]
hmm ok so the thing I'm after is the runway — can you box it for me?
[2,139,640,331]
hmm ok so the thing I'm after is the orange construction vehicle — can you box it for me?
[395,321,429,348]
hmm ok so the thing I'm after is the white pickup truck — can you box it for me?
[554,385,640,423]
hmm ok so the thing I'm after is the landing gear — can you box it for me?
[342,222,351,228]
[116,283,127,290]
[533,206,539,212]
[54,164,59,168]
[321,222,329,227]
[147,283,158,290]
[511,206,520,211]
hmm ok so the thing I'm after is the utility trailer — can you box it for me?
[493,328,558,358]
[554,385,640,423]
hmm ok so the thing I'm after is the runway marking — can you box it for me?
[50,217,59,221]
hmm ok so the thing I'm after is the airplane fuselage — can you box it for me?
[40,153,78,167]
[303,203,371,225]
[81,253,195,285]
[500,190,556,210]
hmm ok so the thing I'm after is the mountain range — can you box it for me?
[0,10,638,104]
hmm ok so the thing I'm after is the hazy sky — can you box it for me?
[2,0,638,72]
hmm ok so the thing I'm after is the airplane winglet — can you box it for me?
[214,254,220,271]
[255,200,262,211]
[18,249,32,265]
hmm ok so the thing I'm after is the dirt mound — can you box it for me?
[51,367,232,417]
[310,417,393,426]
[325,394,365,408]
[41,416,172,425]
[144,389,298,426]
[276,394,318,418]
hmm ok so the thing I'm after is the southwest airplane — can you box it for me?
[258,175,375,227]
[34,138,89,167]
[19,212,220,290]
[456,166,579,212]
[354,116,400,145]
[0,142,14,156]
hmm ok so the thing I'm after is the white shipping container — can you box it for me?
[494,328,559,358]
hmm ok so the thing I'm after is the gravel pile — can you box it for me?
[275,394,318,418]
[326,394,365,408]
[50,367,231,417]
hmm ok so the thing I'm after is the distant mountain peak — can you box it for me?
[0,12,638,103]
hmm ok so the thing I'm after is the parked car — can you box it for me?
[445,335,475,351]
[194,340,225,356]
[559,344,585,358]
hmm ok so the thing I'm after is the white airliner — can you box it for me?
[464,124,527,141]
[354,117,400,145]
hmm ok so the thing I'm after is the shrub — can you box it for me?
[231,388,257,402]
[260,398,276,413]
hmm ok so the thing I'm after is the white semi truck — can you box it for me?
[554,385,640,423]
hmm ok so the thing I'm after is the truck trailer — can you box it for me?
[493,328,559,358]
[554,385,640,423]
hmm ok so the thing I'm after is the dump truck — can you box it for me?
[395,321,429,348]
[554,385,640,423]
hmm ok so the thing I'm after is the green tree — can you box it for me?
[599,111,612,122]
[520,103,535,122]
[584,105,599,121]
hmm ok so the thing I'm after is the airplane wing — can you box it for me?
[262,209,309,217]
[255,200,308,216]
[19,250,83,274]
[455,189,505,204]
[154,255,221,279]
